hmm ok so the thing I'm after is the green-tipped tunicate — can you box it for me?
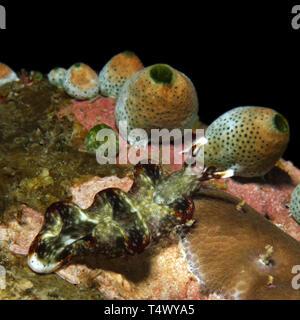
[85,124,119,157]
[204,106,290,177]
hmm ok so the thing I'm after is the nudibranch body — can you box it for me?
[204,106,290,177]
[0,62,19,87]
[27,139,229,274]
[99,51,143,98]
[63,63,99,100]
[28,165,194,273]
[115,64,198,140]
[48,67,66,89]
[290,184,300,224]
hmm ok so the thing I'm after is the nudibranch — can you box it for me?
[48,67,66,89]
[27,139,231,273]
[99,51,143,98]
[290,184,300,224]
[204,106,290,177]
[180,188,300,299]
[0,62,19,87]
[63,63,99,100]
[114,64,198,141]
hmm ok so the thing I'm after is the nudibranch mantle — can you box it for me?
[28,136,232,274]
[28,163,206,273]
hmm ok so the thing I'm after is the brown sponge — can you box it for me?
[181,187,300,299]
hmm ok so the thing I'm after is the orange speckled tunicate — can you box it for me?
[63,63,99,100]
[0,62,19,86]
[204,106,290,177]
[99,51,144,98]
[115,64,199,142]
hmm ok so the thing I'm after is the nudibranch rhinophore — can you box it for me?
[63,63,100,100]
[204,106,290,177]
[114,64,198,141]
[99,51,143,98]
[27,139,230,274]
[48,67,66,89]
[0,62,19,87]
[290,183,300,224]
[180,188,300,299]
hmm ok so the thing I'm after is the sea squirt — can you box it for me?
[99,51,143,98]
[204,106,290,177]
[63,63,100,100]
[115,64,198,143]
[0,62,19,87]
[48,67,66,89]
[85,123,119,157]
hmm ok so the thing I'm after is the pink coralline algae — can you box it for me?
[57,97,118,132]
[214,159,300,242]
[0,206,44,256]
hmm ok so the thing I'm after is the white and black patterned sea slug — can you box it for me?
[28,146,223,274]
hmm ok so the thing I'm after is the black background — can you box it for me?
[0,1,299,167]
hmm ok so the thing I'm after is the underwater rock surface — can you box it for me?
[1,160,300,299]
